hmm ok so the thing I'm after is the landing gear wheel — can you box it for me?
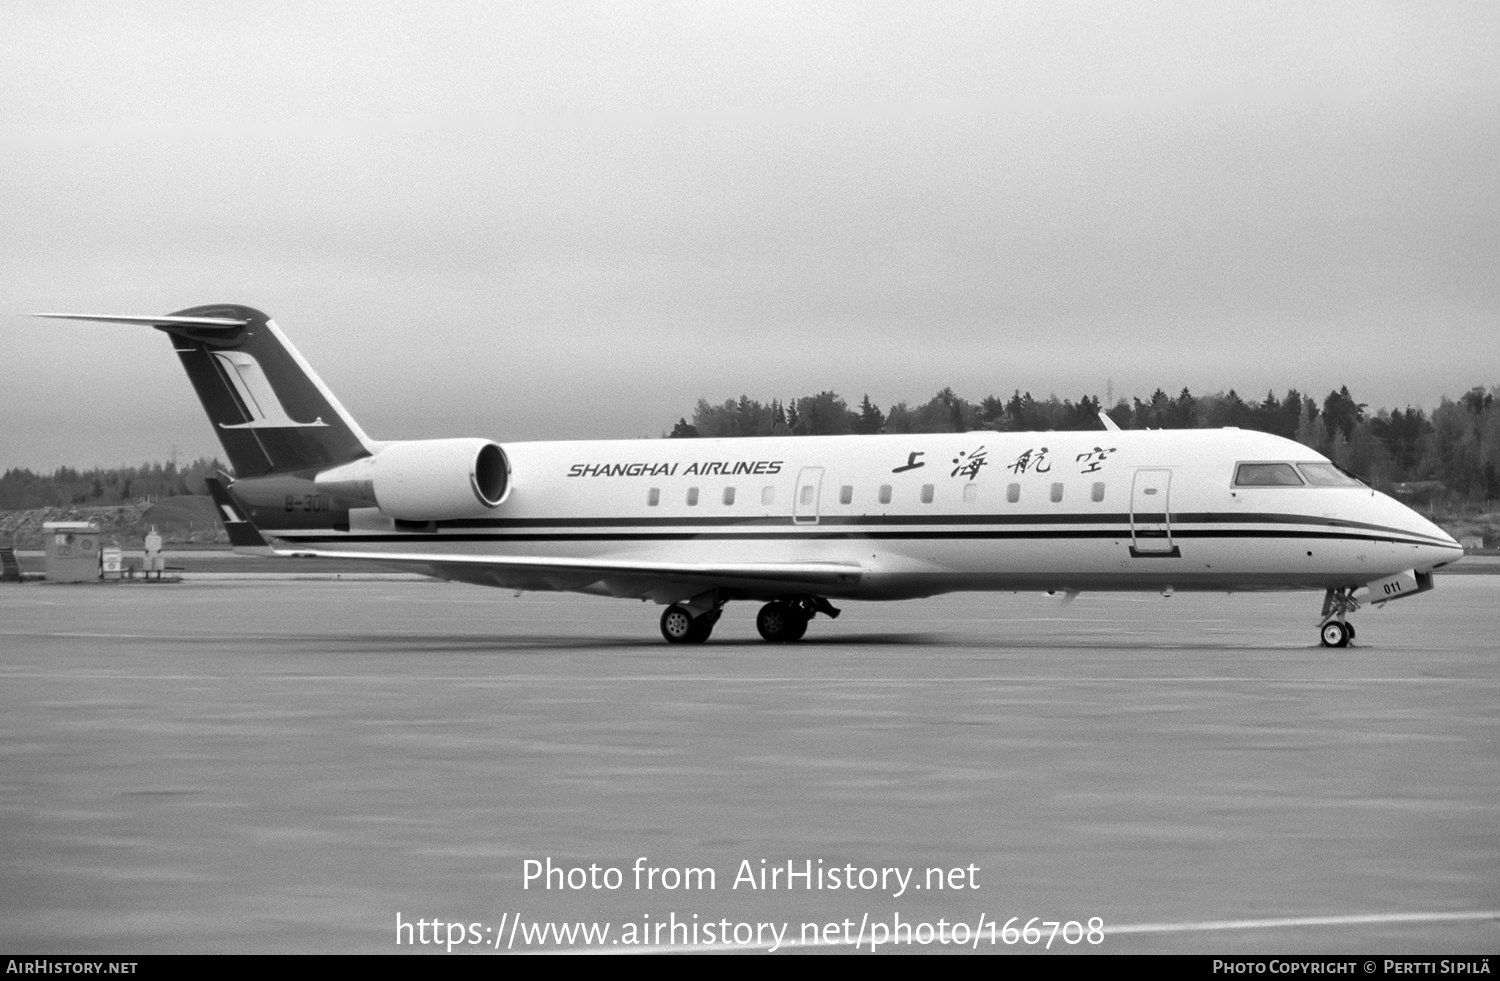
[756,603,789,642]
[757,602,808,643]
[1318,588,1359,648]
[1320,621,1351,648]
[661,605,694,644]
[686,609,720,644]
[661,605,710,644]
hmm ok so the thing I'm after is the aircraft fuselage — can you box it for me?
[41,305,1462,646]
[248,428,1460,602]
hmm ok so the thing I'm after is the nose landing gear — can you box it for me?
[1320,620,1352,648]
[1318,588,1359,648]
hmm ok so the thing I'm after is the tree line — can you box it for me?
[5,383,1497,509]
[670,385,1500,501]
[0,457,225,511]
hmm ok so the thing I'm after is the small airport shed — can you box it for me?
[43,521,101,583]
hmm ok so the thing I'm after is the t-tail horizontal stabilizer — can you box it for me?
[36,305,374,478]
[33,313,249,329]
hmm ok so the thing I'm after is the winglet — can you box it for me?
[1099,410,1122,432]
[203,476,273,553]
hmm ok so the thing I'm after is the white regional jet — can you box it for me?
[39,305,1464,646]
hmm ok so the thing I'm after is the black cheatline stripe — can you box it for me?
[430,510,1446,542]
[274,528,1439,548]
[441,510,1334,528]
[438,513,1139,528]
[408,510,1440,543]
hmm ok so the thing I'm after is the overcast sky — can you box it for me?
[2,1,1497,471]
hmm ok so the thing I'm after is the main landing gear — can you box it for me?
[1318,588,1359,648]
[756,597,840,643]
[660,605,721,644]
[755,602,807,643]
[659,597,841,644]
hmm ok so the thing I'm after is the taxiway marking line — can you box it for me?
[1106,909,1500,935]
[1,671,1496,686]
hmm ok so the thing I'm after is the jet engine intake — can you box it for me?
[314,438,509,519]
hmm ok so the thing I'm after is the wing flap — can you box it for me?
[276,547,863,587]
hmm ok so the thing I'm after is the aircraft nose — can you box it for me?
[1406,506,1464,565]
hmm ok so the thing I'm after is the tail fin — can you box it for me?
[36,305,372,477]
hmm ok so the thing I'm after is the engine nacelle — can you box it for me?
[314,438,509,520]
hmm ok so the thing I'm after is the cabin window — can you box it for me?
[1297,462,1363,486]
[687,487,699,506]
[722,486,736,505]
[1006,483,1020,503]
[1050,482,1064,503]
[878,484,892,504]
[799,484,816,506]
[921,483,934,504]
[1234,463,1304,486]
[839,485,853,505]
[962,483,978,503]
[1091,482,1105,502]
[647,487,660,507]
[761,486,775,506]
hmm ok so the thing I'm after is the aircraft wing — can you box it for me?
[272,546,864,599]
[205,476,860,597]
[276,547,862,584]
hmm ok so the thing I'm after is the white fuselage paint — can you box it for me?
[260,428,1462,604]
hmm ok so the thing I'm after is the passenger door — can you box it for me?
[1129,468,1175,555]
[793,467,824,525]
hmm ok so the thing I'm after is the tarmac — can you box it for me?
[1,575,1496,954]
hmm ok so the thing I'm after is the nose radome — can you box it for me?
[1380,493,1462,558]
[1424,515,1461,548]
[1412,509,1463,563]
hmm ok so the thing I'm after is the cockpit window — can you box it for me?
[1297,462,1364,487]
[1234,463,1304,486]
